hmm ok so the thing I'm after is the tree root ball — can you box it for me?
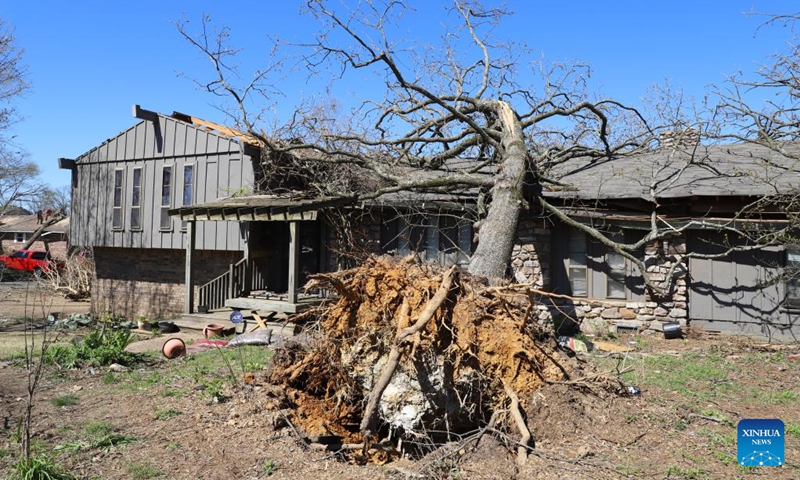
[270,255,572,442]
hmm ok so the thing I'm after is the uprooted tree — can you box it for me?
[178,1,668,285]
[179,1,800,460]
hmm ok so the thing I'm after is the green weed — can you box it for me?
[50,394,79,407]
[84,421,115,437]
[262,459,277,476]
[127,461,164,479]
[786,422,800,437]
[154,408,182,421]
[664,464,707,478]
[11,454,78,480]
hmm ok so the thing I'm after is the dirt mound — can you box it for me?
[269,256,575,448]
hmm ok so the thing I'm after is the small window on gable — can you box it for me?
[160,166,173,231]
[786,245,800,308]
[14,232,27,243]
[130,167,142,230]
[112,169,124,230]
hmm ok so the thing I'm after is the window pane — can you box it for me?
[162,167,172,207]
[113,209,122,229]
[607,271,626,298]
[132,169,141,206]
[787,246,800,306]
[31,252,47,260]
[183,165,193,206]
[569,267,587,296]
[569,230,587,266]
[131,208,140,229]
[114,170,123,188]
[425,223,438,262]
[160,207,171,229]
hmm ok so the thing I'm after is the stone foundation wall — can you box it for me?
[93,247,242,320]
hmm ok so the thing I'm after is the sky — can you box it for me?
[0,0,794,188]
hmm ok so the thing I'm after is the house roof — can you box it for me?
[545,143,800,201]
[168,194,356,222]
[73,106,259,164]
[0,216,69,234]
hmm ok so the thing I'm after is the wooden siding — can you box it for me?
[71,115,255,251]
[688,233,787,326]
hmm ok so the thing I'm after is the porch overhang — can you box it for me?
[168,194,356,222]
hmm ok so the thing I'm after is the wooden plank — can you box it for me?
[184,221,196,313]
[225,297,319,314]
[288,221,300,304]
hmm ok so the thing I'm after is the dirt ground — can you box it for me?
[1,280,800,479]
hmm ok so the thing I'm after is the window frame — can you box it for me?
[567,228,589,297]
[130,167,143,231]
[160,165,173,231]
[565,226,632,300]
[112,168,125,231]
[785,245,800,309]
[605,231,627,299]
[13,232,27,243]
[180,164,195,231]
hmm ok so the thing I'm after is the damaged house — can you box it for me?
[61,108,800,340]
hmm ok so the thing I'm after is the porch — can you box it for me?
[169,194,355,315]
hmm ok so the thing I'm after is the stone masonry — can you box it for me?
[509,221,688,333]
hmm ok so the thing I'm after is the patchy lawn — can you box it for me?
[0,330,799,479]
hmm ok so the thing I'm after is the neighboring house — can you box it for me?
[0,215,70,259]
[64,108,800,340]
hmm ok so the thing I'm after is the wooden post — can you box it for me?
[228,262,235,300]
[184,221,196,314]
[288,221,300,304]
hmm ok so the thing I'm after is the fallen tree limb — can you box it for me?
[359,266,458,449]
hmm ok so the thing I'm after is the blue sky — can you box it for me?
[0,1,792,188]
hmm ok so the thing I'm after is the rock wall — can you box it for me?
[508,222,688,333]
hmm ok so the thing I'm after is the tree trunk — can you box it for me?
[468,101,527,282]
[21,213,65,251]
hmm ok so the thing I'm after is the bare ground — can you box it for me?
[1,282,800,478]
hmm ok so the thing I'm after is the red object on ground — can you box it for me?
[788,353,800,360]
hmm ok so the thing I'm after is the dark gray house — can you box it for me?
[543,141,800,340]
[63,109,800,340]
[60,106,257,318]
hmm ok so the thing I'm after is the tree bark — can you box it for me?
[21,213,65,251]
[467,101,527,282]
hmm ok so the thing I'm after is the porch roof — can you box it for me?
[169,194,356,222]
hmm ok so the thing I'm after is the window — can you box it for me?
[383,213,473,267]
[112,169,124,230]
[567,229,588,296]
[130,167,142,230]
[564,226,636,300]
[31,252,48,260]
[160,166,173,230]
[606,232,627,299]
[13,232,27,243]
[181,165,194,230]
[786,245,800,308]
